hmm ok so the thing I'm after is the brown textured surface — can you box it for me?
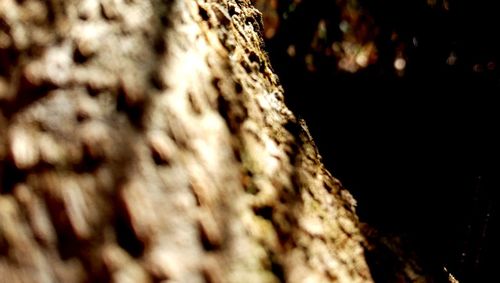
[1,0,376,282]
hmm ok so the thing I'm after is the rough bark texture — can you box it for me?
[0,0,373,282]
[0,1,460,283]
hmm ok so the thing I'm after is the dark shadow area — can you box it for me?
[261,0,500,281]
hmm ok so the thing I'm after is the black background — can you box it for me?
[264,0,500,281]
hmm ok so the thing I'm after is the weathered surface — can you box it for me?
[0,0,375,282]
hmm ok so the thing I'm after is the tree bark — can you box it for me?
[0,1,454,283]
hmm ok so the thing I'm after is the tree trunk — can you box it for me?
[0,1,452,282]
